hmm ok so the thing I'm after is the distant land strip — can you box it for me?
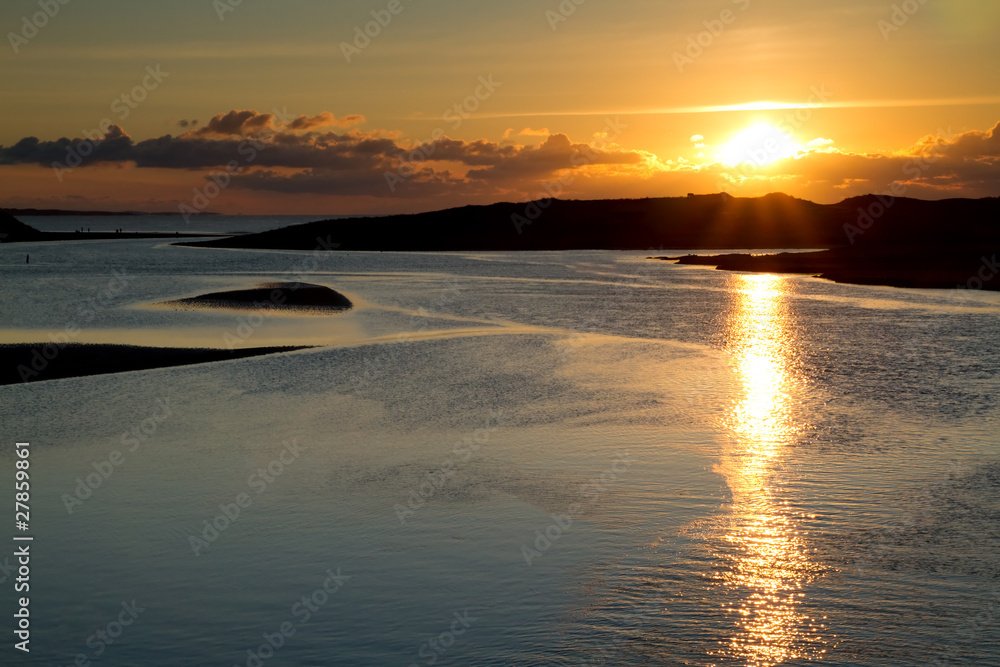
[4,193,998,292]
[657,248,1000,291]
[172,193,1000,253]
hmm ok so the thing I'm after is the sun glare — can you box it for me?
[718,123,802,167]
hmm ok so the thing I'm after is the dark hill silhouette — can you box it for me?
[667,246,1000,290]
[0,210,44,242]
[184,193,847,251]
[180,193,1000,252]
[180,192,1000,290]
[660,196,1000,289]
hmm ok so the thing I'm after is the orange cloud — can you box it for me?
[2,114,999,210]
[287,112,365,131]
[190,110,275,137]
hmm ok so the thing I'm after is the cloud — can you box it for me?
[1,111,998,204]
[190,110,275,136]
[186,109,366,137]
[0,125,133,167]
[906,121,1000,160]
[703,123,1000,200]
[807,137,834,148]
[228,167,466,198]
[287,111,365,131]
[0,122,400,173]
[0,109,655,199]
[177,119,198,129]
[519,127,550,137]
[461,133,650,183]
[225,133,658,198]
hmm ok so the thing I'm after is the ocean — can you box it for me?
[1,227,998,666]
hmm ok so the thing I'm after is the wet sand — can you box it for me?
[0,344,312,385]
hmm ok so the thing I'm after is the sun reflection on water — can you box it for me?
[714,274,826,666]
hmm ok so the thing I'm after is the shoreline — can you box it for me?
[3,231,230,242]
[1,344,312,385]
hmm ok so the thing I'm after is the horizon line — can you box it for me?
[6,191,997,219]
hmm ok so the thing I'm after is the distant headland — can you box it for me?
[0,209,220,242]
[658,247,1000,291]
[174,192,999,254]
[4,193,998,291]
[174,192,1000,291]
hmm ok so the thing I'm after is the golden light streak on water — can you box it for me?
[713,274,826,666]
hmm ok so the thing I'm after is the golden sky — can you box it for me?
[1,0,998,214]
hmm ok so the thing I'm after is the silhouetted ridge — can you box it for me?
[0,210,43,241]
[180,194,850,251]
[659,195,1000,290]
[179,193,1000,253]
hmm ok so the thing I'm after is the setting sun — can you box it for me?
[718,123,802,167]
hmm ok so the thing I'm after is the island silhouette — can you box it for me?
[161,283,352,312]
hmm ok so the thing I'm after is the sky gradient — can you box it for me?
[1,0,998,214]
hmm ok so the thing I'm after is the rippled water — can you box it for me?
[1,235,998,665]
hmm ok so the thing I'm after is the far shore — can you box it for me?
[656,248,1000,291]
[4,230,229,242]
[2,208,229,242]
[6,197,999,293]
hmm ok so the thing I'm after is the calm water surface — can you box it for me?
[1,234,998,666]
